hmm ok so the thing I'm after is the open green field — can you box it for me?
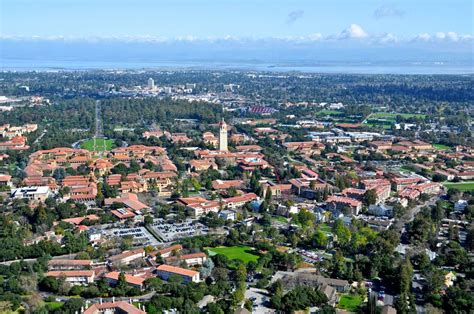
[316,110,344,116]
[207,246,259,264]
[433,143,451,150]
[370,112,426,120]
[272,215,288,223]
[443,181,474,192]
[45,302,64,310]
[364,123,393,130]
[81,138,114,152]
[318,223,332,233]
[337,294,363,312]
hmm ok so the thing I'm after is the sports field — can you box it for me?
[433,143,451,150]
[443,181,474,192]
[369,112,426,120]
[81,138,114,152]
[207,246,259,264]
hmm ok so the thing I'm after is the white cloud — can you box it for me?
[412,31,472,43]
[414,33,431,41]
[446,32,459,42]
[377,33,398,44]
[287,10,304,25]
[338,24,368,39]
[374,5,405,19]
[1,29,472,46]
[461,34,474,41]
[307,33,323,41]
[435,32,446,40]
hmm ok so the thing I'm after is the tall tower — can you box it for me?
[147,78,155,90]
[219,118,228,151]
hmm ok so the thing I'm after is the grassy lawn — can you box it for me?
[81,138,114,152]
[272,215,288,223]
[318,223,332,233]
[443,181,474,192]
[433,143,451,150]
[316,110,343,116]
[370,112,426,120]
[337,294,363,312]
[207,246,259,264]
[45,302,64,310]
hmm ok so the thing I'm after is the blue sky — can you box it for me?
[1,0,472,70]
[1,0,472,41]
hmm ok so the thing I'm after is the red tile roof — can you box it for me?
[84,301,145,314]
[157,264,199,277]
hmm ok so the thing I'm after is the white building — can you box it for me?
[45,270,95,285]
[218,210,236,221]
[219,118,228,151]
[147,78,155,90]
[10,186,52,202]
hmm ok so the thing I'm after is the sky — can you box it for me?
[0,0,473,70]
[2,0,472,41]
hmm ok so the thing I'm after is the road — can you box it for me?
[0,253,78,266]
[41,291,156,303]
[94,100,103,138]
[394,194,441,231]
[33,129,47,144]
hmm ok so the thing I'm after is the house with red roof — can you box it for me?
[104,193,150,212]
[48,259,93,271]
[45,270,95,285]
[104,271,146,290]
[157,264,200,283]
[84,301,145,314]
[0,174,12,188]
[164,252,207,267]
[326,196,362,215]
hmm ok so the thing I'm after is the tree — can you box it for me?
[234,263,247,282]
[145,278,163,291]
[265,187,272,201]
[200,258,215,278]
[144,215,154,225]
[332,219,351,246]
[280,286,328,312]
[364,189,377,206]
[424,266,444,295]
[117,272,127,290]
[61,298,85,314]
[39,276,59,293]
[311,229,328,249]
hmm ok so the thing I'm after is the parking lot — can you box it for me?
[150,219,209,242]
[245,288,275,314]
[296,248,326,263]
[102,227,161,246]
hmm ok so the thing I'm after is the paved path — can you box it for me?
[0,253,77,265]
[94,100,103,138]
